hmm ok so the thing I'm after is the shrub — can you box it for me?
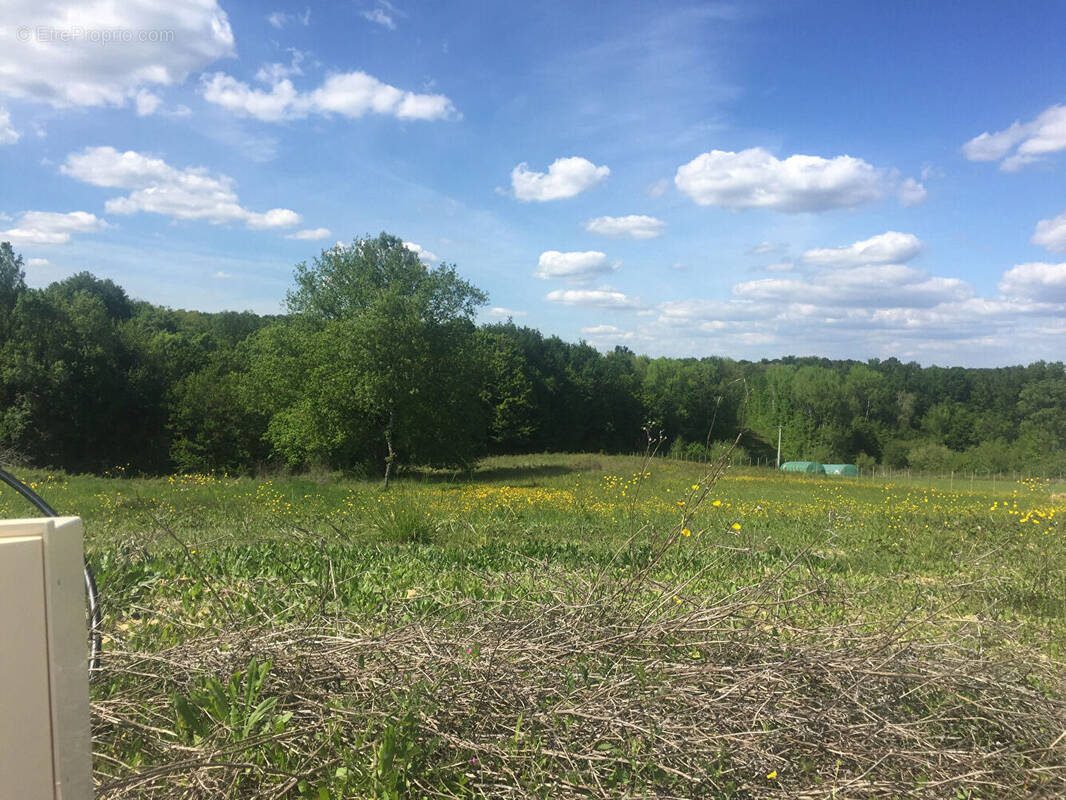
[368,492,440,544]
[907,442,956,474]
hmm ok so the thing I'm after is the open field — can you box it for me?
[5,454,1066,798]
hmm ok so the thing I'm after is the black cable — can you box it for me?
[0,466,102,674]
[0,466,59,515]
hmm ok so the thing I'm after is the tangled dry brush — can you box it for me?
[92,560,1066,800]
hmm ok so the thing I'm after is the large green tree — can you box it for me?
[249,234,489,483]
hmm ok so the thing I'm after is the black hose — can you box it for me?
[0,467,102,674]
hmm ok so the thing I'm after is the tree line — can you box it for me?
[1,236,1064,478]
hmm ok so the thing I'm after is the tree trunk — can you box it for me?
[382,407,396,490]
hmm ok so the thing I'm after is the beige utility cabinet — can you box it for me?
[0,517,93,799]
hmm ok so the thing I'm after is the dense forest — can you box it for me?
[1,236,1064,478]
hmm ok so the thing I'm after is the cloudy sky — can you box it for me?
[2,0,1065,366]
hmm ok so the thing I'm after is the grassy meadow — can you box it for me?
[5,454,1066,798]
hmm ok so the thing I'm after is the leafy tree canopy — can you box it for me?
[252,234,490,481]
[287,233,486,324]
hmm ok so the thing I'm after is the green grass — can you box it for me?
[4,454,1065,797]
[9,454,1062,641]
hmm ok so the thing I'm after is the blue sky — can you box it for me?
[2,0,1066,366]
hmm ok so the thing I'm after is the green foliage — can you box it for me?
[907,441,957,474]
[173,657,291,745]
[287,233,486,323]
[854,451,877,474]
[250,234,490,476]
[475,327,537,451]
[0,241,27,335]
[369,492,441,544]
[0,280,163,471]
[49,271,134,320]
[1018,377,1066,452]
[882,438,911,468]
[169,356,269,474]
[1,238,1066,478]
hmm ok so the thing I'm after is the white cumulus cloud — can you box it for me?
[657,299,775,324]
[545,288,639,309]
[674,147,911,212]
[486,307,527,318]
[201,71,458,122]
[134,90,162,116]
[511,157,609,202]
[1,0,234,109]
[1,210,109,245]
[362,3,397,29]
[535,250,614,283]
[898,177,927,207]
[962,105,1066,171]
[734,264,973,309]
[0,108,19,144]
[999,262,1066,303]
[1032,211,1066,253]
[61,146,301,229]
[583,215,665,239]
[286,227,332,241]
[802,231,923,268]
[242,208,300,229]
[403,241,439,263]
[267,8,310,29]
[255,50,306,85]
[624,254,1066,363]
[646,178,669,197]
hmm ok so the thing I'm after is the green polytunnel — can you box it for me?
[780,461,825,473]
[823,464,859,476]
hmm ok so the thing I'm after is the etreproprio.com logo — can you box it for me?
[16,26,176,44]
